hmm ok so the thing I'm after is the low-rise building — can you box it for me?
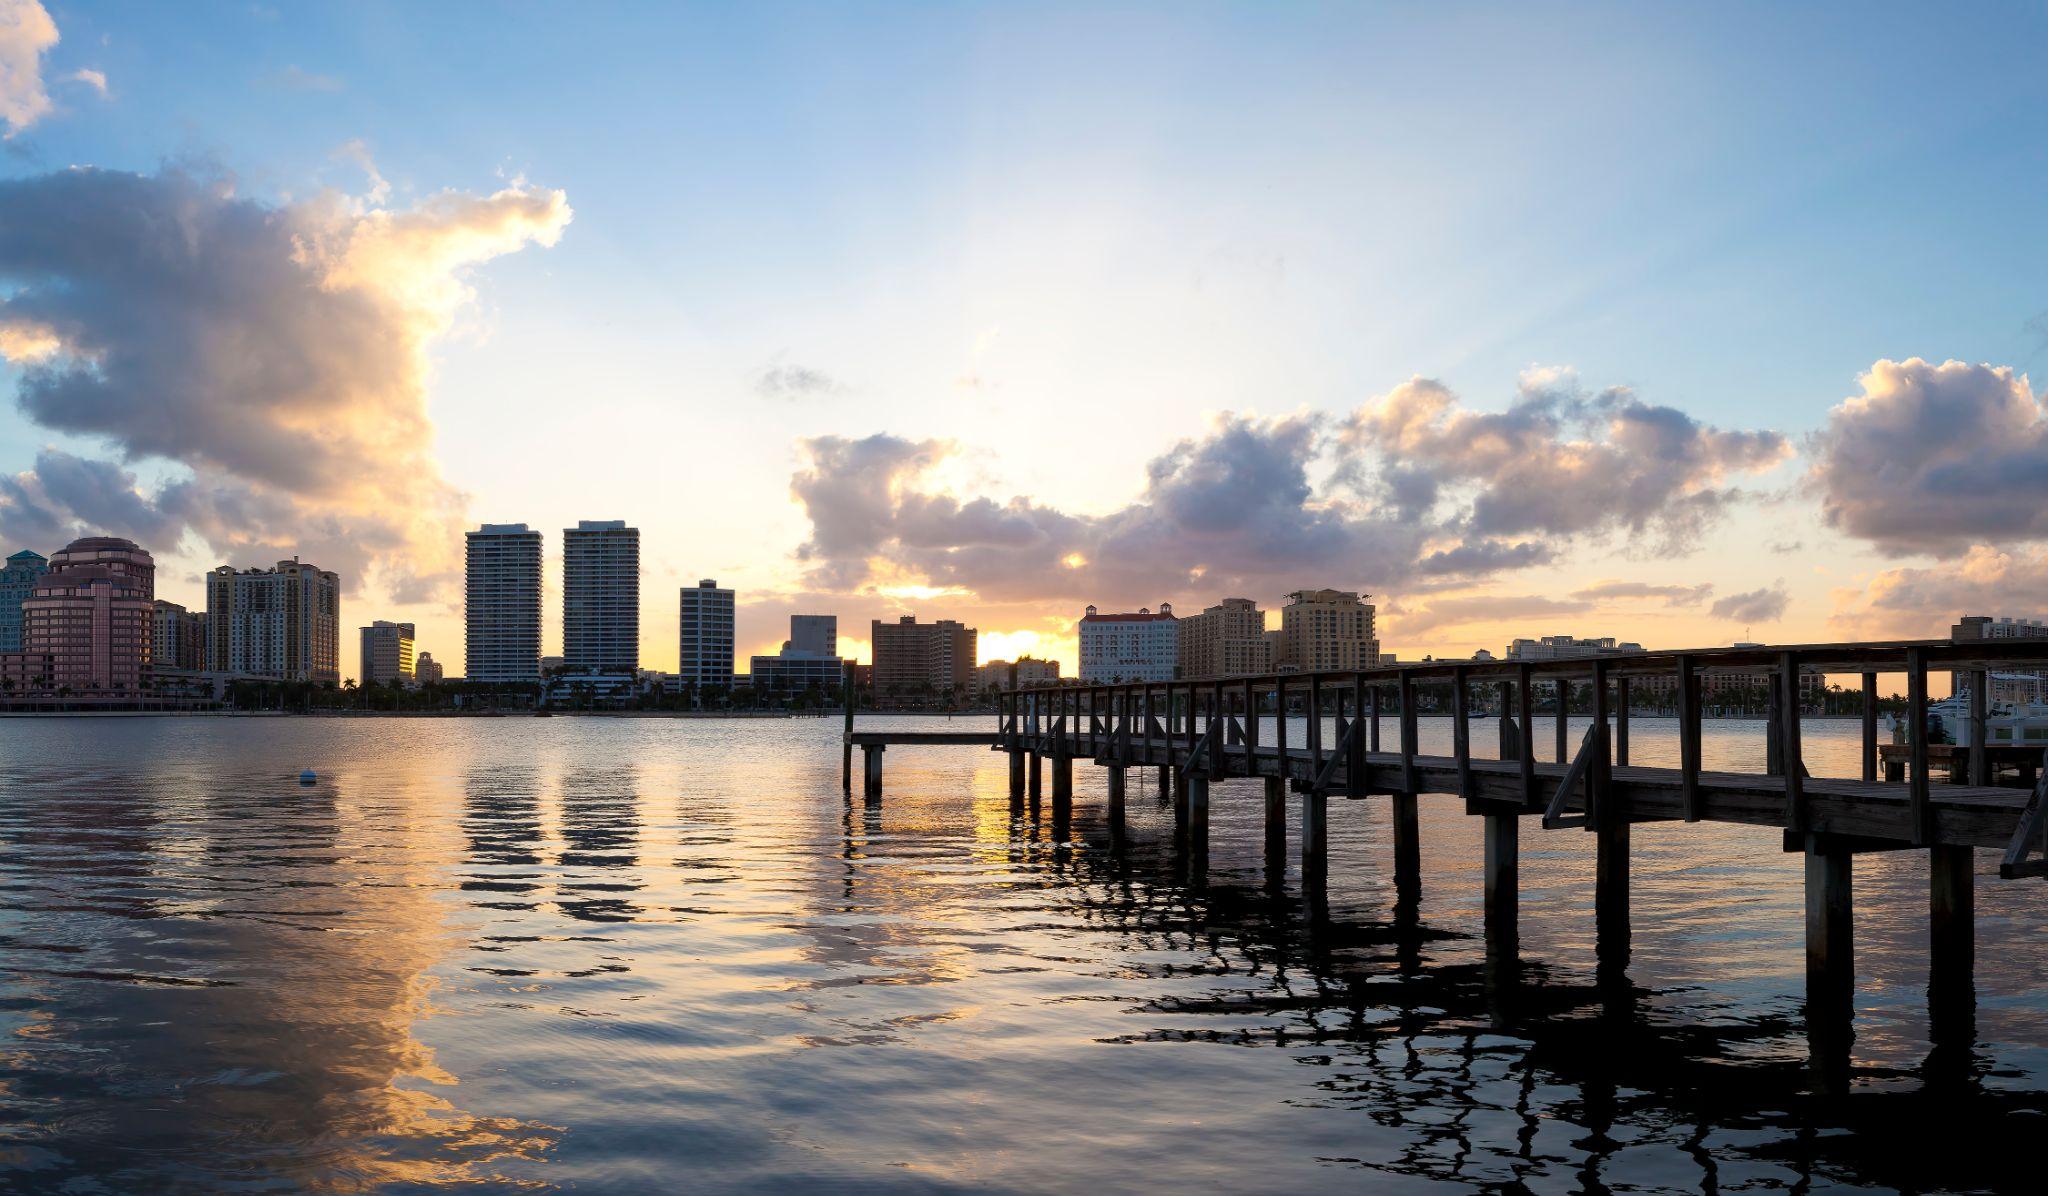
[1950,615,2048,705]
[978,657,1061,692]
[415,652,444,685]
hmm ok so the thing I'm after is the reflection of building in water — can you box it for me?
[553,760,643,923]
[3,763,557,1186]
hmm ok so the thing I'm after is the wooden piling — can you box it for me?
[1484,812,1519,969]
[1392,791,1420,910]
[842,662,857,792]
[1930,844,1975,1038]
[861,743,885,799]
[1264,775,1286,855]
[1301,786,1327,877]
[1187,775,1210,848]
[1008,750,1025,801]
[1804,835,1854,1091]
[1596,813,1631,972]
[1028,753,1043,804]
[1051,753,1073,818]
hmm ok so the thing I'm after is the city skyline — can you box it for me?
[3,4,2048,678]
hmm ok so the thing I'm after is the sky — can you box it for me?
[2,1,2047,679]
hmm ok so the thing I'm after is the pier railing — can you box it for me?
[994,637,2048,857]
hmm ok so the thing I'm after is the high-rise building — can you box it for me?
[1277,589,1380,673]
[678,579,735,688]
[2,537,154,699]
[360,620,417,686]
[465,523,543,684]
[415,651,445,685]
[0,549,48,652]
[1078,603,1178,682]
[788,613,837,657]
[563,520,639,673]
[150,599,205,670]
[1178,598,1271,678]
[870,616,977,694]
[205,558,341,683]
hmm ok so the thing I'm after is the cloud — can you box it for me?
[63,67,103,97]
[791,413,1432,604]
[1391,594,1596,638]
[788,372,1788,612]
[261,64,343,92]
[0,0,59,135]
[1569,579,1713,607]
[1808,358,2048,557]
[1415,539,1554,577]
[756,364,843,400]
[0,162,571,596]
[1830,545,2047,639]
[1343,368,1790,553]
[1709,584,1788,625]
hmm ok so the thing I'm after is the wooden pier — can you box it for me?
[842,639,2048,1091]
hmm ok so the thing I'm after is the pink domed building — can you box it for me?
[7,536,156,700]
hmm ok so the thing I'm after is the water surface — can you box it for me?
[0,715,2043,1192]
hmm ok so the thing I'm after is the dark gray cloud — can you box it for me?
[1345,371,1788,553]
[1808,358,2048,557]
[1416,540,1554,576]
[0,162,568,592]
[1709,584,1788,625]
[756,364,843,400]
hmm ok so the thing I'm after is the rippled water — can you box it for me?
[1,714,2044,1193]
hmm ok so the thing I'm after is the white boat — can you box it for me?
[1917,686,2048,747]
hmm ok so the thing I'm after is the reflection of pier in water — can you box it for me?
[844,638,2048,1112]
[935,774,2046,1190]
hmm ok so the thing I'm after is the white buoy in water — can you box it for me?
[298,769,317,786]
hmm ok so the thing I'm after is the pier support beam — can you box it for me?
[1391,792,1421,915]
[1105,765,1127,832]
[1187,776,1210,849]
[1264,775,1286,856]
[1929,845,1975,1053]
[1008,750,1026,802]
[1804,836,1855,1093]
[1172,768,1190,835]
[861,744,885,800]
[1051,754,1073,812]
[1483,813,1519,973]
[1156,765,1170,804]
[1595,818,1631,974]
[1028,753,1043,809]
